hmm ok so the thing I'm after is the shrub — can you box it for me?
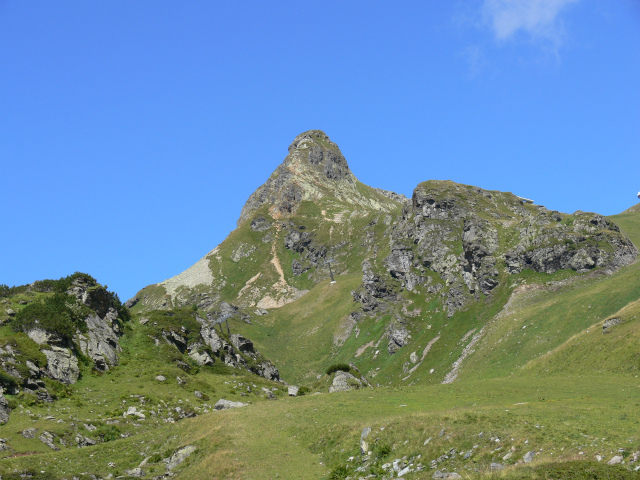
[0,370,19,390]
[12,293,89,341]
[326,363,351,376]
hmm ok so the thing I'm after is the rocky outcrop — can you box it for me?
[0,392,10,424]
[196,322,279,381]
[382,181,637,317]
[42,347,79,385]
[69,278,123,371]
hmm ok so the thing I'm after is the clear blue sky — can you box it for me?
[2,1,639,301]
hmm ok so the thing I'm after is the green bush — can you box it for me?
[0,370,19,390]
[326,363,351,375]
[95,423,122,442]
[298,386,311,395]
[0,283,28,298]
[12,292,89,341]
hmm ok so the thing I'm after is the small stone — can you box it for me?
[490,463,504,471]
[523,451,536,463]
[155,375,166,382]
[607,455,623,465]
[288,386,299,396]
[194,390,203,399]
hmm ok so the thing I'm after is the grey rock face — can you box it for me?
[381,180,637,318]
[75,310,121,371]
[42,346,79,385]
[39,431,59,451]
[387,322,410,355]
[329,371,362,393]
[0,393,9,424]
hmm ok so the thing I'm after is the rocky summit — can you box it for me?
[2,130,640,479]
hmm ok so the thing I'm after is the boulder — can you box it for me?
[42,346,79,384]
[607,455,624,465]
[288,386,299,397]
[166,445,197,471]
[523,451,536,463]
[214,399,247,410]
[329,371,362,393]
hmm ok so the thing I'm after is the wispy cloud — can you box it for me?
[483,0,580,44]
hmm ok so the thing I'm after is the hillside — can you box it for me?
[1,131,640,479]
[131,130,637,388]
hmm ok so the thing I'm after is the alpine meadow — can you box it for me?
[1,130,640,480]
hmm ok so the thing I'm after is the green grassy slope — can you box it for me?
[2,376,638,479]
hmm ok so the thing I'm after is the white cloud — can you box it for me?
[483,0,580,42]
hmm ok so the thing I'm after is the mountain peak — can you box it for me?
[285,130,352,182]
[236,131,400,227]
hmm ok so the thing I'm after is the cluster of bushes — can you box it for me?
[6,272,130,341]
[325,363,351,375]
[0,284,28,298]
[12,293,90,342]
[146,307,204,345]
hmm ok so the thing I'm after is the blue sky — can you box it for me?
[1,1,639,301]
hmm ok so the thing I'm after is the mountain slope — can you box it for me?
[131,131,638,388]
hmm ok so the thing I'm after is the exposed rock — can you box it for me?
[387,322,410,355]
[124,467,145,477]
[75,310,122,371]
[251,215,272,232]
[39,431,59,451]
[166,445,197,471]
[0,393,9,424]
[490,463,504,471]
[360,427,371,455]
[5,308,16,317]
[603,317,622,334]
[288,385,299,397]
[155,375,166,382]
[27,328,63,346]
[188,346,214,366]
[329,371,362,393]
[163,330,187,353]
[214,399,247,410]
[75,433,97,447]
[21,428,37,438]
[42,346,79,385]
[124,297,139,309]
[523,451,536,463]
[231,243,256,262]
[433,471,462,479]
[608,455,624,465]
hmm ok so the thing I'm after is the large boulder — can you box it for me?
[329,371,362,393]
